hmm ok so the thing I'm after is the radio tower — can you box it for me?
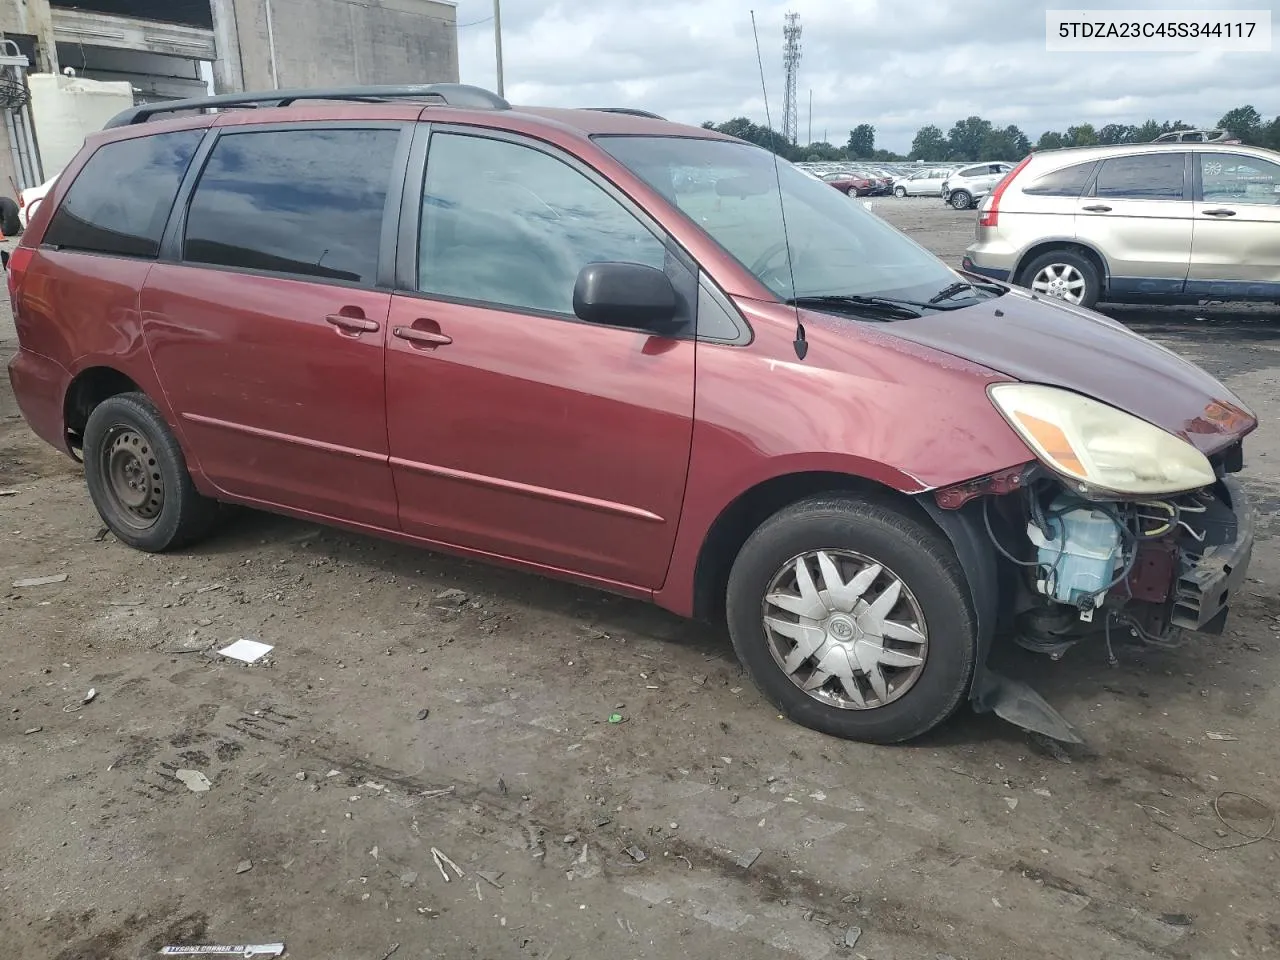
[782,12,802,145]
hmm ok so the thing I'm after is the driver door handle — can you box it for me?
[1201,208,1237,217]
[1081,204,1112,212]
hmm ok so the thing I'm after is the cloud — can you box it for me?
[453,0,1280,151]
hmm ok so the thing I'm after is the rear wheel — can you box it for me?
[725,496,977,744]
[1020,249,1101,308]
[949,189,973,210]
[83,392,220,551]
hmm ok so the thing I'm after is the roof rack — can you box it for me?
[584,107,667,120]
[104,83,510,128]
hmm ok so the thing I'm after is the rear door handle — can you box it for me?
[326,313,380,334]
[1201,208,1237,217]
[1081,204,1112,212]
[394,325,453,348]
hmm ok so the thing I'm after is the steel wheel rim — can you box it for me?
[1031,263,1087,304]
[761,549,929,711]
[102,426,164,529]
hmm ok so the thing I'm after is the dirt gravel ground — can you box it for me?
[3,203,1280,960]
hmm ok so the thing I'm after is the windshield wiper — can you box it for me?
[928,280,979,304]
[789,295,923,319]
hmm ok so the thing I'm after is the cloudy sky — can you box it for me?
[452,0,1279,153]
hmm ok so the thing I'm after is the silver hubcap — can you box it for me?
[1031,263,1087,304]
[762,550,929,710]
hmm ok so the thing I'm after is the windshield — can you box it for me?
[596,135,973,306]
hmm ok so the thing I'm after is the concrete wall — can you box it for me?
[225,0,458,92]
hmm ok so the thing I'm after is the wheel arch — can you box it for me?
[689,470,946,623]
[63,366,142,458]
[1012,240,1111,292]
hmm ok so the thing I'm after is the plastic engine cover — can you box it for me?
[1026,496,1123,607]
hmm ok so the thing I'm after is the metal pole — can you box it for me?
[493,0,505,97]
[264,0,280,90]
[807,90,812,144]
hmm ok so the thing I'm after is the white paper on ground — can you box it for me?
[217,639,274,663]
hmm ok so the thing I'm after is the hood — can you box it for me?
[883,288,1256,456]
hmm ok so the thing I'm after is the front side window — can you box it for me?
[44,129,204,257]
[183,128,400,284]
[418,133,667,316]
[1201,153,1280,205]
[1094,154,1185,200]
[597,135,967,308]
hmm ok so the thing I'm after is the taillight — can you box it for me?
[979,155,1032,228]
[6,246,34,303]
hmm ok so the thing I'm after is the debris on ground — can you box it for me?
[159,944,284,957]
[1206,731,1239,741]
[12,574,68,588]
[23,726,42,735]
[419,786,455,799]
[217,639,273,663]
[0,489,16,496]
[562,834,578,844]
[844,926,863,948]
[415,708,430,721]
[400,871,418,888]
[735,847,762,869]
[175,769,212,792]
[92,526,110,542]
[625,845,647,863]
[476,870,504,889]
[431,846,464,881]
[1033,788,1052,798]
[378,945,400,960]
[608,713,625,724]
[1161,913,1194,926]
[295,771,306,781]
[435,588,469,607]
[236,859,253,874]
[1005,797,1019,811]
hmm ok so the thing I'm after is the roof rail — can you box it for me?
[584,107,667,120]
[104,83,510,128]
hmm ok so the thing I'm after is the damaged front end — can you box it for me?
[926,385,1255,744]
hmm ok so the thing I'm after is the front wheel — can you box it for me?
[893,186,907,198]
[726,496,977,743]
[949,190,973,210]
[83,392,220,552]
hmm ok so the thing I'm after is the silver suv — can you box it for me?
[963,143,1280,308]
[941,162,1014,210]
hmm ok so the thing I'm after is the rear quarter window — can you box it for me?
[1022,161,1097,197]
[43,130,204,258]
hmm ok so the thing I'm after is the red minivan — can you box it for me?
[5,84,1257,744]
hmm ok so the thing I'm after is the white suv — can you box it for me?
[941,162,1015,210]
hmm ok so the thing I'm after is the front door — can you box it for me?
[1074,151,1192,296]
[1187,150,1280,298]
[142,125,408,528]
[385,129,696,590]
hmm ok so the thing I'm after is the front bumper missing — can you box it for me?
[1172,476,1253,634]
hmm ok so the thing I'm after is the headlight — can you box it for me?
[988,383,1215,496]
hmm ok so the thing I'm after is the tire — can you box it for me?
[1018,248,1101,309]
[0,196,21,236]
[83,392,220,552]
[949,189,973,210]
[893,186,906,198]
[725,495,977,744]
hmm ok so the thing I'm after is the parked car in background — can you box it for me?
[963,142,1280,308]
[821,170,876,196]
[941,162,1016,209]
[894,167,956,197]
[7,84,1258,747]
[864,167,895,194]
[18,174,59,230]
[1152,128,1240,144]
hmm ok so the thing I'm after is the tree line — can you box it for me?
[701,105,1280,164]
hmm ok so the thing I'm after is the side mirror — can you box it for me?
[573,262,680,333]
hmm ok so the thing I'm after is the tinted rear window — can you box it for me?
[183,128,400,285]
[43,130,204,257]
[1023,161,1096,197]
[1095,154,1185,200]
